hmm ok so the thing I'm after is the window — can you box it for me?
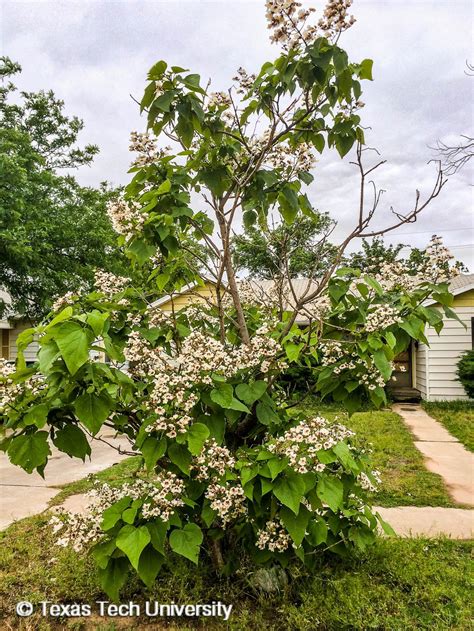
[1,329,9,359]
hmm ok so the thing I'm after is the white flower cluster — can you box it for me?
[246,131,316,176]
[50,474,185,551]
[207,91,232,109]
[368,236,459,292]
[265,0,355,49]
[365,304,402,333]
[0,361,46,415]
[357,470,381,493]
[359,363,388,390]
[183,305,219,329]
[94,270,129,301]
[125,327,282,437]
[205,481,247,526]
[129,130,156,154]
[51,291,77,313]
[106,196,145,241]
[265,0,317,49]
[232,67,256,94]
[192,439,246,525]
[267,415,354,474]
[319,340,388,390]
[318,0,356,38]
[192,439,235,481]
[422,235,460,283]
[269,141,316,175]
[256,519,291,552]
[129,130,172,168]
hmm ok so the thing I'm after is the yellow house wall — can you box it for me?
[452,289,474,308]
[159,282,218,314]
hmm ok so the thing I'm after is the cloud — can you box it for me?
[2,0,472,268]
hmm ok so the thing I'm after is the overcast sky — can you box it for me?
[1,0,473,268]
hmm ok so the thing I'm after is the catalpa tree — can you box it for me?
[0,0,459,599]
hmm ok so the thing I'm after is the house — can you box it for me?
[0,290,39,364]
[156,275,474,402]
[414,273,473,401]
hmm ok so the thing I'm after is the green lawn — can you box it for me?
[422,400,474,452]
[0,513,471,630]
[300,399,457,507]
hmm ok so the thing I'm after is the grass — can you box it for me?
[0,513,472,630]
[422,400,474,452]
[300,398,457,507]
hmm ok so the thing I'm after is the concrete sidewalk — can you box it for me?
[0,432,131,530]
[376,506,474,539]
[393,403,474,506]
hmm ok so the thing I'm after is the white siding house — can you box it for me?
[0,290,39,365]
[414,274,474,401]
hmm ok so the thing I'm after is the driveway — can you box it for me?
[0,432,132,530]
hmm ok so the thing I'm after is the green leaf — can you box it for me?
[38,341,60,372]
[278,186,299,224]
[156,179,172,195]
[91,538,117,569]
[228,398,251,413]
[148,60,167,80]
[364,275,383,296]
[235,381,267,405]
[210,383,234,409]
[53,425,91,461]
[74,392,113,435]
[256,402,279,426]
[168,443,192,475]
[8,431,51,474]
[54,322,92,375]
[316,476,343,512]
[311,133,325,153]
[98,557,129,602]
[199,166,230,197]
[348,524,376,550]
[154,90,176,112]
[268,458,287,480]
[373,349,392,381]
[308,517,328,545]
[273,473,305,514]
[385,331,396,349]
[128,238,156,265]
[146,520,168,554]
[169,523,203,564]
[101,497,132,530]
[86,310,109,336]
[142,437,166,471]
[137,546,164,588]
[280,505,310,546]
[359,58,374,80]
[243,209,257,229]
[46,306,73,329]
[116,524,151,571]
[285,342,304,362]
[186,423,210,455]
[23,404,49,429]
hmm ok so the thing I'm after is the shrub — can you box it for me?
[456,350,474,398]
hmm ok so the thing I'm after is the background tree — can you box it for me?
[233,213,338,279]
[345,236,468,277]
[0,57,126,320]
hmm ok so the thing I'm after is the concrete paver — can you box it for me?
[0,433,131,530]
[376,506,474,539]
[392,404,474,506]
